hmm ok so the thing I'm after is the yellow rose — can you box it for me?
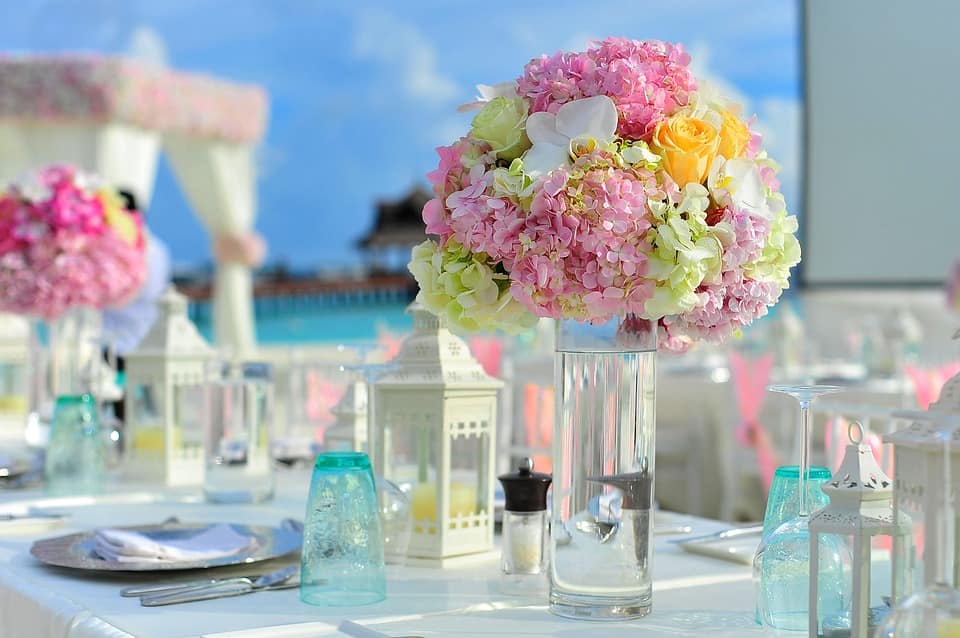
[717,109,751,160]
[98,189,140,245]
[651,115,719,187]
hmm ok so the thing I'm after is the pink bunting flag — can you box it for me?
[729,351,780,494]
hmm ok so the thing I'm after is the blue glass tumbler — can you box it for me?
[301,452,385,606]
[45,394,104,495]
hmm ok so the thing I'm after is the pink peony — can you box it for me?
[517,38,697,142]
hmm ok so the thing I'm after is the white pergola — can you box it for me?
[0,55,269,355]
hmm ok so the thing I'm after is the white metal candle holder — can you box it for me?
[373,303,502,565]
[886,370,960,601]
[123,287,214,486]
[809,422,910,638]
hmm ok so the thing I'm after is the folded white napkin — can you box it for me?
[94,524,257,563]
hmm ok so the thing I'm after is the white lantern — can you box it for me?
[886,372,960,600]
[373,304,502,565]
[124,287,214,486]
[809,422,911,638]
[324,379,368,452]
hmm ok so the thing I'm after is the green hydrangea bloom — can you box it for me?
[408,239,538,334]
[744,210,801,288]
[491,158,535,210]
[642,183,722,318]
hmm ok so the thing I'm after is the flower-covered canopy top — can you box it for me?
[0,56,267,144]
[410,38,800,350]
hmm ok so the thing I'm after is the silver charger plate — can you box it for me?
[30,522,302,572]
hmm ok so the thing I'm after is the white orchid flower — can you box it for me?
[457,82,518,113]
[521,95,619,177]
[708,156,772,219]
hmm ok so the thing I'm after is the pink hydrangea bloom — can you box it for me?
[0,165,146,319]
[664,271,782,344]
[715,206,770,271]
[509,153,656,322]
[422,137,494,245]
[517,38,696,141]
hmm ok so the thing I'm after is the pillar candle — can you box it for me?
[411,482,478,522]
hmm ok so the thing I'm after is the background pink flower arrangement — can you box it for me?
[410,38,800,350]
[0,165,147,319]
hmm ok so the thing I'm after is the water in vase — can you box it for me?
[550,347,656,619]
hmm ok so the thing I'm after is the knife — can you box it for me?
[668,524,763,545]
[122,572,265,597]
[139,565,299,606]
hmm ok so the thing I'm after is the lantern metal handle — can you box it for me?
[848,421,864,445]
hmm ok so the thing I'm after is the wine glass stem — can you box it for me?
[798,399,811,517]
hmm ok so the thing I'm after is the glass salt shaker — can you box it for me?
[498,458,552,596]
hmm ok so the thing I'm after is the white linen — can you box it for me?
[0,472,763,638]
[163,136,258,356]
[93,524,256,563]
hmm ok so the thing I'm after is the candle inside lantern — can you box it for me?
[0,396,26,413]
[133,426,165,452]
[938,618,960,638]
[410,482,477,521]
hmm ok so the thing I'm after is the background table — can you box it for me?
[0,470,764,637]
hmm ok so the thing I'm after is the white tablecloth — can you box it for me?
[0,471,763,638]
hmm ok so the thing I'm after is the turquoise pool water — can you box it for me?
[192,302,414,344]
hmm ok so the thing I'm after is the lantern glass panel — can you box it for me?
[0,361,26,416]
[173,384,205,458]
[130,382,164,453]
[810,530,854,635]
[898,502,927,598]
[449,431,488,521]
[385,418,439,524]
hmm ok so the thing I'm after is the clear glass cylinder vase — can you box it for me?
[550,314,657,620]
[41,306,102,398]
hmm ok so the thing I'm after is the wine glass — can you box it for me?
[338,343,397,459]
[757,384,849,631]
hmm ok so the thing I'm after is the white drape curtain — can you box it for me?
[163,136,257,356]
[0,123,160,206]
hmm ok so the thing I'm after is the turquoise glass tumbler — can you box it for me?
[301,452,385,606]
[45,394,104,495]
[753,465,836,626]
[762,465,832,538]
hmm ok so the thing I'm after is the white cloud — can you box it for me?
[352,9,457,103]
[687,42,751,111]
[126,25,168,68]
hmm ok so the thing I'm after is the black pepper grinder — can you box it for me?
[498,458,552,596]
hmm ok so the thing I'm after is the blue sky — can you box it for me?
[6,0,800,271]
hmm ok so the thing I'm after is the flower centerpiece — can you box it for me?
[0,165,147,397]
[409,38,800,620]
[411,38,798,348]
[0,165,146,319]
